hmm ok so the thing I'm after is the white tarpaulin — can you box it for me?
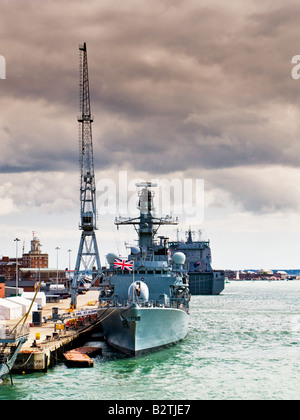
[0,298,23,320]
[21,292,46,307]
[7,296,37,316]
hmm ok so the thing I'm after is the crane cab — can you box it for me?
[81,211,94,231]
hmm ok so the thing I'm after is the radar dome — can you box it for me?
[131,246,140,255]
[106,252,118,265]
[172,252,186,265]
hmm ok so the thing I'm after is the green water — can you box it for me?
[1,281,299,400]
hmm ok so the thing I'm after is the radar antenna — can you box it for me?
[115,182,178,252]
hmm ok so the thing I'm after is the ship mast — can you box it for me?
[115,182,178,253]
[70,42,101,308]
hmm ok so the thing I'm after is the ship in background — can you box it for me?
[169,228,225,295]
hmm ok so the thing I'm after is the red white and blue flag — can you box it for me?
[114,258,134,271]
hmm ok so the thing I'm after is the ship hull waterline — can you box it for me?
[98,305,189,356]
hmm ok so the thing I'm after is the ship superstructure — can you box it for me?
[97,182,190,355]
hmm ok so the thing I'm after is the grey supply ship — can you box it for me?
[97,182,190,355]
[169,228,224,295]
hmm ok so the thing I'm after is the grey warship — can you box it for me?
[97,182,190,355]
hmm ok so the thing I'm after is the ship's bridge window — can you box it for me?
[155,269,162,274]
[139,270,146,274]
[147,270,154,274]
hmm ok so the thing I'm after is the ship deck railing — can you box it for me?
[0,324,29,343]
[99,297,188,310]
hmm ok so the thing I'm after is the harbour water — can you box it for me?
[0,281,299,400]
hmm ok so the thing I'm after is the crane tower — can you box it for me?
[70,42,101,308]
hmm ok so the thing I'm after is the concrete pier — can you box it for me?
[5,290,102,373]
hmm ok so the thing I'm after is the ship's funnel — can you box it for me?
[128,281,149,303]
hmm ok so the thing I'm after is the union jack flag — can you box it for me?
[114,258,134,271]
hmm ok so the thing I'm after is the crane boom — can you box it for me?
[70,42,101,308]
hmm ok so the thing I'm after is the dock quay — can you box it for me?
[4,290,103,373]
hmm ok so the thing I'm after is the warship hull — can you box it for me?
[188,271,225,295]
[98,306,189,355]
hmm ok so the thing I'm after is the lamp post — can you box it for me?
[67,249,72,288]
[14,238,20,296]
[55,246,60,288]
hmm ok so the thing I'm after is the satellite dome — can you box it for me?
[106,252,118,265]
[131,246,140,255]
[172,252,186,265]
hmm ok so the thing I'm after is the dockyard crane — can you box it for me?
[70,42,101,308]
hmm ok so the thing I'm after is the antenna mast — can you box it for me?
[70,42,101,308]
[115,182,178,254]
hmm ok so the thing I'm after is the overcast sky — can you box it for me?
[1,0,300,270]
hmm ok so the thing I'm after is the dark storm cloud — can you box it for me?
[1,0,300,213]
[87,0,300,175]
